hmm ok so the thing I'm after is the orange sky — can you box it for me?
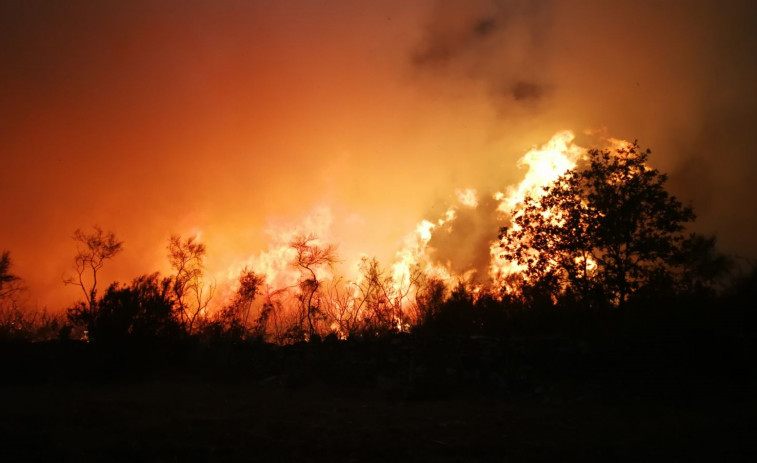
[2,0,756,310]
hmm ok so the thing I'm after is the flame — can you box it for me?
[213,206,338,307]
[496,130,584,214]
[252,209,333,285]
[488,130,585,285]
[391,219,450,289]
[204,129,631,335]
[368,131,589,298]
[455,188,478,208]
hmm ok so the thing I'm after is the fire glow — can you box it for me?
[200,130,626,333]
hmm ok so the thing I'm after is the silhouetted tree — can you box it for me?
[68,273,181,344]
[353,257,418,335]
[216,267,265,339]
[0,251,21,301]
[167,234,215,334]
[351,258,394,334]
[260,286,289,343]
[321,258,422,338]
[323,277,354,338]
[64,226,123,310]
[500,142,695,308]
[290,234,337,338]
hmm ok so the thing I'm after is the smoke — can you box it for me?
[426,192,503,283]
[416,130,585,286]
[411,0,553,114]
[409,0,757,256]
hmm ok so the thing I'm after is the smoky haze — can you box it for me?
[426,193,504,283]
[1,0,755,309]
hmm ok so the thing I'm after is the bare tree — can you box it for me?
[167,234,215,334]
[64,226,123,309]
[400,264,427,328]
[323,277,355,338]
[290,234,337,338]
[321,258,424,338]
[351,257,394,334]
[357,258,423,334]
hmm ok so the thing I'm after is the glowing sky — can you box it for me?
[2,0,756,309]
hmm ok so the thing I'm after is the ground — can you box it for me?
[1,378,753,462]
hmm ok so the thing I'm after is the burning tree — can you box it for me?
[167,234,215,334]
[216,267,265,339]
[499,142,696,307]
[340,257,415,336]
[290,234,337,338]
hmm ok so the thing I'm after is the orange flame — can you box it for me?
[488,130,585,286]
[207,130,631,325]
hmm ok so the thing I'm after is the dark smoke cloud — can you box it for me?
[510,81,544,102]
[411,0,553,112]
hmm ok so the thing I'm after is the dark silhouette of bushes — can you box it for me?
[0,306,70,343]
[68,273,184,344]
[1,139,753,396]
[414,282,517,336]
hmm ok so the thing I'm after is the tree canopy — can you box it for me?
[499,142,697,307]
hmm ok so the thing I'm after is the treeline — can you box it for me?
[1,266,754,394]
[1,141,756,351]
[1,238,755,349]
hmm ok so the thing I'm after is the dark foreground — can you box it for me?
[1,335,754,462]
[2,380,755,462]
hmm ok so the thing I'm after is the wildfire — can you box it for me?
[213,206,338,307]
[488,130,585,284]
[496,130,584,214]
[213,131,590,301]
[390,188,484,289]
[201,129,629,336]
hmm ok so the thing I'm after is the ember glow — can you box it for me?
[1,1,756,311]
